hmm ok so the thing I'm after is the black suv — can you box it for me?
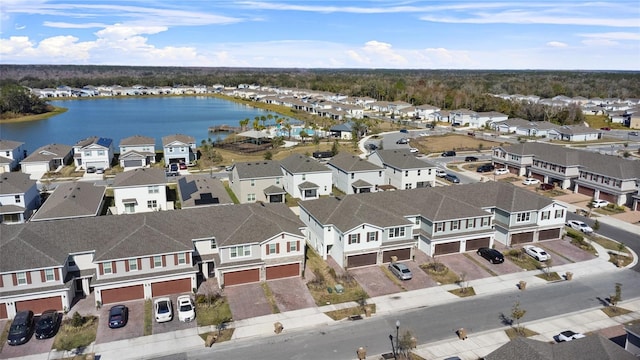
[35,310,61,339]
[476,164,495,173]
[477,248,504,264]
[464,156,478,162]
[441,150,456,157]
[8,310,34,346]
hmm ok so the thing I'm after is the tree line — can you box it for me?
[0,84,52,118]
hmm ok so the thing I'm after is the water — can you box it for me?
[0,96,288,152]
[275,126,315,138]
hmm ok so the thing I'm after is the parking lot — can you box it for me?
[95,300,145,344]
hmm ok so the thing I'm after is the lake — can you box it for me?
[0,96,288,152]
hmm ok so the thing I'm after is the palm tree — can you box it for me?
[252,118,260,130]
[260,115,267,129]
[299,130,309,144]
[284,121,293,140]
[239,118,250,131]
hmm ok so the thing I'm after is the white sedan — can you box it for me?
[522,178,540,185]
[566,220,593,234]
[494,168,509,175]
[177,295,196,322]
[592,199,609,208]
[556,330,586,342]
[154,297,173,323]
[523,245,550,261]
[409,148,419,153]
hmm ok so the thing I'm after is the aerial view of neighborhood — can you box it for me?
[1,1,639,360]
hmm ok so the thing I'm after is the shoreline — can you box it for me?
[0,106,68,124]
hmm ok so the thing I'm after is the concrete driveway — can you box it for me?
[268,278,316,312]
[349,266,400,297]
[152,295,197,335]
[225,283,271,321]
[95,300,145,344]
[538,239,596,265]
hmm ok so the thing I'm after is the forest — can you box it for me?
[1,65,639,125]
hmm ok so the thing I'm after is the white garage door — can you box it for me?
[23,163,49,174]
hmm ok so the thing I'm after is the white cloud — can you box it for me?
[360,40,407,65]
[581,38,619,47]
[547,41,568,48]
[44,21,107,29]
[0,36,33,55]
[579,32,640,41]
[420,11,638,28]
[95,24,168,41]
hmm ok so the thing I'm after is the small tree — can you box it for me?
[458,272,468,293]
[610,282,622,311]
[263,151,273,160]
[511,301,526,335]
[331,140,339,156]
[593,219,600,231]
[544,258,553,279]
[71,311,85,327]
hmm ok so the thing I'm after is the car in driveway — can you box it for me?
[7,310,34,346]
[35,310,60,340]
[522,178,540,185]
[494,168,509,175]
[388,262,412,280]
[108,305,129,329]
[179,162,188,170]
[477,248,504,264]
[566,220,594,234]
[591,199,609,208]
[464,156,478,162]
[169,163,179,172]
[154,298,173,323]
[86,166,97,174]
[444,173,460,183]
[177,295,196,322]
[523,245,550,261]
[435,169,447,178]
[556,330,586,342]
[441,150,456,157]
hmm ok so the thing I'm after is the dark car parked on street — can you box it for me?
[35,310,61,339]
[441,150,456,157]
[477,248,504,264]
[444,173,460,183]
[108,305,129,329]
[464,156,478,162]
[476,164,495,173]
[7,310,34,346]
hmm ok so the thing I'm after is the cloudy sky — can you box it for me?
[1,0,639,70]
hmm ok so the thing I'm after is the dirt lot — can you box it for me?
[268,278,316,312]
[224,283,272,321]
[95,300,145,344]
[412,134,502,154]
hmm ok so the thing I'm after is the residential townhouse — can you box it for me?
[0,203,305,318]
[367,149,437,189]
[279,154,333,200]
[162,134,196,165]
[229,161,286,204]
[30,181,106,222]
[177,175,234,209]
[327,153,384,194]
[0,172,40,224]
[73,136,114,170]
[112,168,168,214]
[119,135,156,171]
[299,182,565,268]
[20,143,73,179]
[492,142,640,206]
[0,140,26,173]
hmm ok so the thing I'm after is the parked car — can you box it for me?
[464,156,478,162]
[630,131,639,136]
[556,330,586,342]
[400,128,408,134]
[177,295,196,322]
[592,199,609,208]
[108,305,129,329]
[389,262,413,280]
[600,127,611,131]
[409,148,419,153]
[35,310,61,340]
[225,165,234,171]
[566,220,593,234]
[396,138,409,144]
[444,173,460,183]
[476,164,495,173]
[522,178,540,185]
[523,245,550,261]
[477,248,504,264]
[539,183,554,191]
[7,310,34,346]
[169,163,179,172]
[179,162,188,170]
[494,168,509,175]
[441,150,456,157]
[435,169,447,178]
[86,166,96,174]
[96,168,105,174]
[154,297,173,323]
[366,143,378,151]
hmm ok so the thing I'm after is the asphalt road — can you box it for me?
[160,270,640,360]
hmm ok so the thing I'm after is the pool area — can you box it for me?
[275,126,316,138]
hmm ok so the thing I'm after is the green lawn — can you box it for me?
[196,295,233,327]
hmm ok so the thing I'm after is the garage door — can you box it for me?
[23,164,48,174]
[346,253,377,268]
[382,248,411,263]
[539,228,561,241]
[577,186,595,197]
[266,263,300,280]
[101,285,144,304]
[434,241,461,256]
[508,166,519,175]
[599,192,616,203]
[465,237,491,251]
[123,159,142,168]
[530,173,544,181]
[151,278,192,297]
[224,269,260,286]
[86,162,104,169]
[511,232,534,245]
[0,303,7,319]
[16,296,62,315]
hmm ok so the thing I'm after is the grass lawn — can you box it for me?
[449,287,476,297]
[608,253,633,267]
[305,248,369,306]
[601,306,632,317]
[411,134,499,155]
[52,315,98,351]
[591,236,631,253]
[144,300,152,336]
[504,250,540,271]
[0,106,68,123]
[505,327,538,339]
[196,296,233,327]
[198,328,235,344]
[261,282,280,314]
[223,183,240,204]
[535,272,563,281]
[0,321,9,352]
[380,265,409,291]
[419,262,460,284]
[324,304,377,321]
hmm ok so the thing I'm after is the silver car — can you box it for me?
[389,262,412,280]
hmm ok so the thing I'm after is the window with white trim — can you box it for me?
[45,269,55,281]
[247,193,256,202]
[14,195,21,203]
[84,151,91,157]
[210,239,217,249]
[388,227,405,238]
[250,179,255,187]
[482,217,490,227]
[516,212,531,223]
[148,185,159,194]
[435,223,444,232]
[153,256,163,268]
[103,262,113,274]
[177,253,186,265]
[451,220,460,230]
[555,209,564,218]
[367,232,378,242]
[288,241,298,252]
[541,211,550,220]
[230,245,251,258]
[349,234,360,244]
[128,259,138,271]
[16,272,27,285]
[147,200,158,209]
[98,150,105,156]
[268,243,277,254]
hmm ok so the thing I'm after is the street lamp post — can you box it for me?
[395,320,400,358]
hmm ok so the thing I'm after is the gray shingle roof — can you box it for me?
[235,160,283,179]
[0,172,36,195]
[372,149,436,169]
[328,153,383,172]
[30,182,106,221]
[22,143,72,163]
[112,168,166,187]
[119,135,155,146]
[280,154,331,174]
[0,139,24,150]
[177,175,233,208]
[162,134,195,146]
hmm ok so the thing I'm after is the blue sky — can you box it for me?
[1,1,639,70]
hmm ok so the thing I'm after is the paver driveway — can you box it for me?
[0,317,55,359]
[152,295,197,335]
[349,266,400,297]
[96,300,145,344]
[268,278,316,312]
[436,253,493,281]
[225,283,271,320]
